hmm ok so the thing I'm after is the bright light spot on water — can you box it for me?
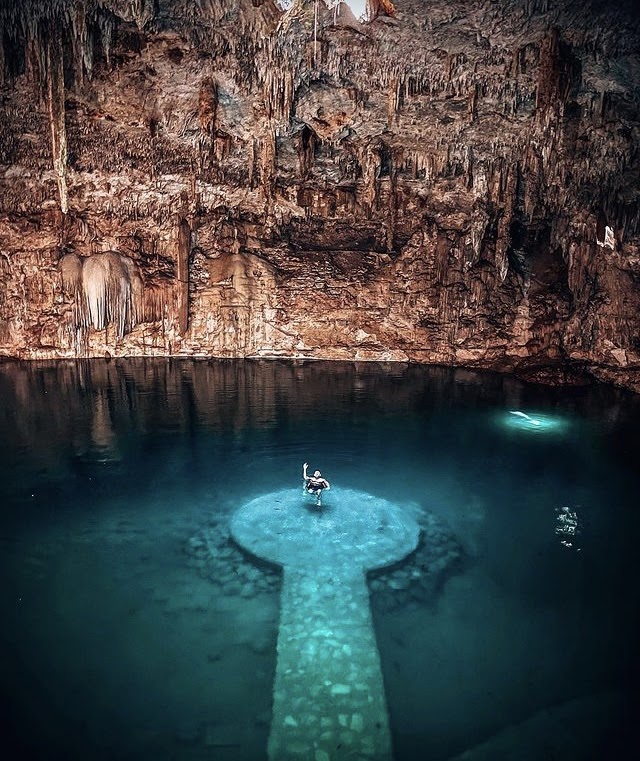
[498,410,570,434]
[510,410,542,426]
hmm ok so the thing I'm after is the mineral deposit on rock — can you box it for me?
[1,1,639,390]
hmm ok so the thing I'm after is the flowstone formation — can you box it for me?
[1,1,639,390]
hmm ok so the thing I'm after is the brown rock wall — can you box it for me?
[0,0,639,389]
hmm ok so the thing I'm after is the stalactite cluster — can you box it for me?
[59,251,149,339]
[0,0,639,389]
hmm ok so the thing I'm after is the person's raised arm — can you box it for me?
[303,462,309,480]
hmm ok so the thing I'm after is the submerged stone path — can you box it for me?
[230,487,420,761]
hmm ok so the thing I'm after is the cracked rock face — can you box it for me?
[0,0,639,391]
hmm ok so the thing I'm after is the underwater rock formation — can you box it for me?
[0,0,639,390]
[187,502,462,612]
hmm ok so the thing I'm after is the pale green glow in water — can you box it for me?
[501,410,571,434]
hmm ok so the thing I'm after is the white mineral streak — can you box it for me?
[59,252,145,339]
[46,36,68,215]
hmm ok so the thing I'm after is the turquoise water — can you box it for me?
[1,359,638,760]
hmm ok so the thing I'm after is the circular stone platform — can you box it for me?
[230,487,420,572]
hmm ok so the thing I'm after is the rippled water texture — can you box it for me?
[1,359,639,761]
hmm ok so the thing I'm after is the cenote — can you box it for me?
[1,358,639,761]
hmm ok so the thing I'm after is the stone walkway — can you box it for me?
[231,487,420,761]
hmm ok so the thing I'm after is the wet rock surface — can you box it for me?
[186,515,283,599]
[2,1,638,391]
[369,510,464,612]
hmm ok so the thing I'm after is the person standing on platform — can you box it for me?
[302,462,330,506]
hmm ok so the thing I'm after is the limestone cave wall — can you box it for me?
[0,0,639,389]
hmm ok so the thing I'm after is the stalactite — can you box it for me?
[260,130,277,200]
[82,254,110,331]
[46,31,68,214]
[142,282,166,323]
[69,0,90,86]
[198,76,218,135]
[196,76,219,173]
[131,0,155,28]
[97,11,114,68]
[24,20,46,83]
[263,67,294,121]
[468,83,478,122]
[535,27,578,122]
[59,251,145,341]
[104,0,155,29]
[123,256,145,328]
[387,76,400,124]
[60,252,83,297]
[468,205,490,269]
[248,138,259,188]
[176,218,191,335]
[384,147,398,253]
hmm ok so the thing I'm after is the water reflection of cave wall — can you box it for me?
[1,358,635,476]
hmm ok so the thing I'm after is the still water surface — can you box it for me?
[1,359,639,760]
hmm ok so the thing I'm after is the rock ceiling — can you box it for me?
[0,0,639,390]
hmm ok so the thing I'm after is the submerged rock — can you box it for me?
[185,523,281,599]
[185,496,462,614]
[368,506,465,612]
